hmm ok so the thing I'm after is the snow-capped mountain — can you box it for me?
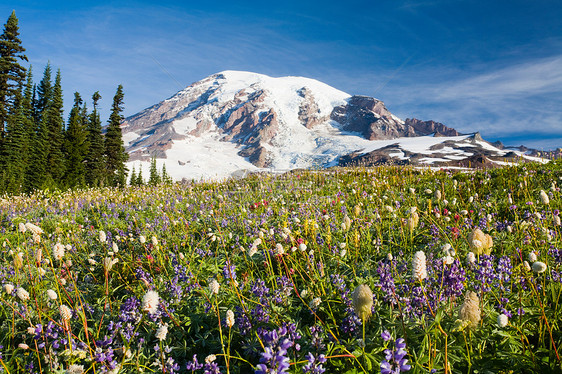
[122,71,544,181]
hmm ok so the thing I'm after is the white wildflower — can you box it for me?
[412,251,427,281]
[66,364,85,374]
[155,323,168,341]
[103,257,119,272]
[139,235,146,244]
[142,290,159,314]
[497,313,508,327]
[4,283,14,294]
[25,222,43,235]
[18,343,29,350]
[209,279,220,295]
[467,252,476,264]
[152,236,158,246]
[226,309,235,328]
[352,284,373,321]
[60,304,72,321]
[275,243,284,256]
[18,222,26,233]
[523,261,531,272]
[310,297,322,309]
[532,261,547,273]
[248,246,258,257]
[46,289,58,300]
[528,252,537,263]
[53,243,65,261]
[99,230,107,243]
[16,287,29,301]
[299,243,307,252]
[540,190,550,205]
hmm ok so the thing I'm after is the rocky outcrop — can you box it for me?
[298,87,328,128]
[404,118,459,137]
[331,96,416,140]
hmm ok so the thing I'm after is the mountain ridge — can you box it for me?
[121,71,546,180]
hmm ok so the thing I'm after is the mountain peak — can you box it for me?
[122,71,543,181]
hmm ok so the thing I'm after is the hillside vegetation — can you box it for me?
[1,162,562,373]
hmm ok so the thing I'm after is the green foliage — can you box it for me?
[0,162,561,373]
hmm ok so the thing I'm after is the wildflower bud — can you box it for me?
[112,242,119,252]
[226,309,235,328]
[209,279,220,295]
[60,304,72,321]
[155,322,168,341]
[468,228,493,255]
[523,261,531,272]
[142,290,159,314]
[540,190,550,205]
[407,212,419,232]
[35,248,42,264]
[53,243,65,261]
[532,261,547,273]
[497,314,508,327]
[99,230,107,243]
[205,355,216,364]
[412,251,427,281]
[46,289,58,300]
[554,215,561,226]
[434,190,442,201]
[18,222,27,233]
[310,297,322,309]
[13,252,24,270]
[16,287,29,301]
[459,291,481,329]
[387,253,393,261]
[18,343,29,350]
[4,283,14,294]
[528,252,537,262]
[352,284,373,321]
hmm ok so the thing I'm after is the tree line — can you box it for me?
[0,11,129,194]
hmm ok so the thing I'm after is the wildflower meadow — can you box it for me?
[1,162,562,373]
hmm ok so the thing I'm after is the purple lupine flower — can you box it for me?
[302,352,327,373]
[380,337,411,374]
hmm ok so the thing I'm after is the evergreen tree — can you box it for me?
[25,64,52,191]
[0,11,27,141]
[104,85,128,186]
[85,91,104,187]
[135,166,144,186]
[42,69,64,188]
[149,156,160,185]
[35,63,51,123]
[129,166,137,186]
[63,92,88,188]
[161,163,172,184]
[1,82,26,192]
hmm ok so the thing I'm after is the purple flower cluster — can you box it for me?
[380,333,411,374]
[255,324,301,374]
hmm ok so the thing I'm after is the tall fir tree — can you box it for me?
[104,84,128,186]
[35,63,51,123]
[1,82,27,192]
[63,92,88,188]
[0,10,27,142]
[85,91,104,187]
[42,68,64,189]
[148,156,160,185]
[25,64,52,191]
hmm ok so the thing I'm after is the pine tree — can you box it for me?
[42,69,64,188]
[1,82,26,192]
[25,64,52,191]
[63,92,88,188]
[129,166,137,186]
[85,91,104,187]
[104,85,128,186]
[35,63,51,123]
[136,166,144,186]
[149,156,160,185]
[0,11,27,141]
[161,163,172,184]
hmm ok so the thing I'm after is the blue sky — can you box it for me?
[3,0,562,149]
